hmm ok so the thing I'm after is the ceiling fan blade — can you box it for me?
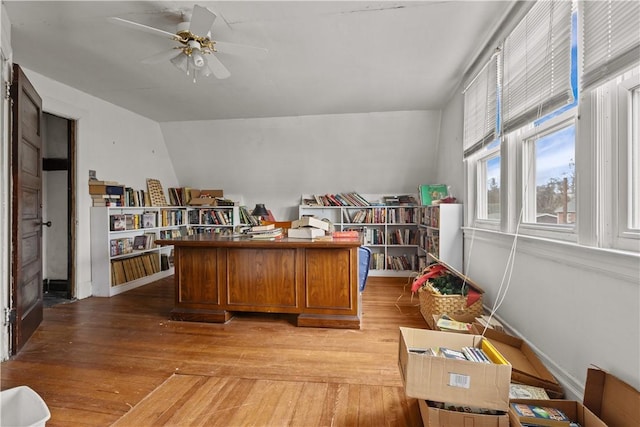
[189,5,216,36]
[141,49,181,65]
[206,54,231,79]
[214,41,268,59]
[108,17,177,39]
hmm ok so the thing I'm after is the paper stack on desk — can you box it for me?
[288,216,327,239]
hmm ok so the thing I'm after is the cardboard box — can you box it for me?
[418,399,509,427]
[188,189,224,205]
[582,366,640,427]
[480,328,564,398]
[291,216,329,231]
[509,366,640,427]
[509,399,605,427]
[398,327,512,411]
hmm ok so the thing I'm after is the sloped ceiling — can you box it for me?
[4,1,515,122]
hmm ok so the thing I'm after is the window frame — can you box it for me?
[613,74,640,251]
[475,144,502,225]
[516,109,578,242]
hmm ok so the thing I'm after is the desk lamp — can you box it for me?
[251,204,269,224]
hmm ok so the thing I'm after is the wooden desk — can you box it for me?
[157,234,362,329]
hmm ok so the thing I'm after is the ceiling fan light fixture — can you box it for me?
[191,49,206,69]
[170,52,189,73]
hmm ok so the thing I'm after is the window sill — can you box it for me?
[462,227,640,282]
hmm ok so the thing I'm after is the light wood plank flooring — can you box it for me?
[1,276,427,426]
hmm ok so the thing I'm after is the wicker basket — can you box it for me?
[419,284,483,328]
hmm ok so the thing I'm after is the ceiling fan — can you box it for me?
[108,4,267,82]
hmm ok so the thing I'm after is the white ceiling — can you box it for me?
[4,1,515,122]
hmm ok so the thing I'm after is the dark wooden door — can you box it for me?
[10,64,44,354]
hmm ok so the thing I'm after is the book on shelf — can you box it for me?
[419,184,448,205]
[142,213,157,228]
[510,403,571,426]
[89,179,119,186]
[133,235,148,251]
[110,215,126,231]
[89,184,124,196]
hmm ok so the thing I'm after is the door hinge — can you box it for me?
[4,80,10,100]
[4,307,16,325]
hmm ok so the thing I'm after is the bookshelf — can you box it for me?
[187,206,242,235]
[299,194,420,277]
[417,204,463,272]
[90,206,188,297]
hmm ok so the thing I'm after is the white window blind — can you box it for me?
[582,0,640,90]
[463,56,498,157]
[502,0,573,133]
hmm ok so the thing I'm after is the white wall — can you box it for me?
[434,89,465,200]
[21,69,180,300]
[437,88,640,398]
[160,111,440,220]
[42,113,68,282]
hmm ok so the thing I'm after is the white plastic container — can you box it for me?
[0,386,51,427]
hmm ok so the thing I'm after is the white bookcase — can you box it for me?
[90,206,188,297]
[417,204,463,272]
[299,196,419,277]
[187,205,241,235]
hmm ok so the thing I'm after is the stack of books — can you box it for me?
[288,216,328,239]
[245,223,283,240]
[89,180,124,207]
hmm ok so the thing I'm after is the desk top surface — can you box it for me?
[157,233,362,249]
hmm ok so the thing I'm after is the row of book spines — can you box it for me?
[308,193,371,207]
[110,253,161,286]
[110,233,157,256]
[187,209,232,225]
[342,208,418,224]
[124,188,151,207]
[387,229,419,245]
[239,206,260,226]
[369,253,417,270]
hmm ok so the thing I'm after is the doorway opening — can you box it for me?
[42,112,76,307]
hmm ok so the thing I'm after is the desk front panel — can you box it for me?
[304,247,356,314]
[175,246,220,306]
[225,248,300,312]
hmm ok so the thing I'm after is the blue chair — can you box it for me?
[358,246,372,292]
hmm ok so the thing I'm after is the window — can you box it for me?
[522,120,576,227]
[476,145,501,221]
[463,0,639,254]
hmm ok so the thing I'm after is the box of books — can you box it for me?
[188,189,224,205]
[418,399,509,427]
[398,327,512,411]
[480,327,564,398]
[509,367,640,427]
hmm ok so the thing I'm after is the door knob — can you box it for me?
[40,221,52,227]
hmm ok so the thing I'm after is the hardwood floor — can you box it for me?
[0,276,428,426]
